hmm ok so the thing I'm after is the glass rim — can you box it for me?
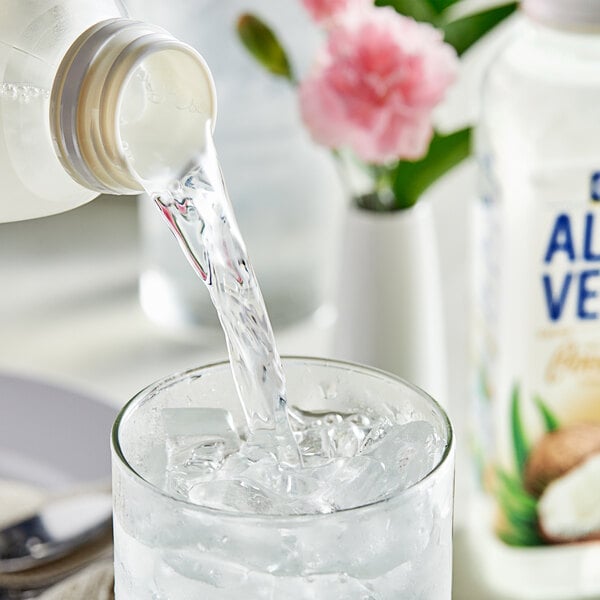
[111,356,454,521]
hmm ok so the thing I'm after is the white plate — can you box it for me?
[0,372,117,490]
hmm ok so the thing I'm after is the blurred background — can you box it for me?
[0,0,517,597]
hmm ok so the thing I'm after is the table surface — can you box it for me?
[0,164,510,599]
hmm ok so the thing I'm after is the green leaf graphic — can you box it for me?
[498,527,542,547]
[495,468,543,547]
[534,396,560,433]
[496,471,537,511]
[510,386,529,479]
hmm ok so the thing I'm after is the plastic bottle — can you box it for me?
[471,1,600,597]
[0,0,216,222]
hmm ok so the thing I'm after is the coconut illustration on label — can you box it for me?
[525,424,600,543]
[495,391,600,546]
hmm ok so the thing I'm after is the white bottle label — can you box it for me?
[472,157,600,590]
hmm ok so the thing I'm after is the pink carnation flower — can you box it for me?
[299,7,458,164]
[301,0,347,23]
[301,0,370,24]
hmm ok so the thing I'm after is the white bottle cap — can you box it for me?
[523,0,600,30]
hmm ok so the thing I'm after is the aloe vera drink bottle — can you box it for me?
[471,1,600,597]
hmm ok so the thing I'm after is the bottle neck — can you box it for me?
[523,0,600,33]
[51,19,217,194]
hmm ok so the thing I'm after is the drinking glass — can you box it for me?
[112,357,455,599]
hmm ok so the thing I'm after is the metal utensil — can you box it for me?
[0,491,112,572]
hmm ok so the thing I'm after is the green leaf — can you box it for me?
[376,0,462,19]
[427,0,461,14]
[391,127,471,210]
[443,3,517,56]
[535,396,560,432]
[236,14,294,80]
[511,385,529,478]
[375,0,438,22]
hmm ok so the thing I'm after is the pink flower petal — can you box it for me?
[301,0,371,24]
[299,6,458,164]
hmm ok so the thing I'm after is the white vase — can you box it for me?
[333,201,448,406]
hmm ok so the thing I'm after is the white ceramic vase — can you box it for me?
[333,201,448,406]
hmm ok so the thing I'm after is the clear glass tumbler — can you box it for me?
[112,358,454,599]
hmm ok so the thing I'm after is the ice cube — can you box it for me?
[288,406,337,432]
[290,407,370,462]
[359,416,395,453]
[363,421,438,493]
[188,478,281,514]
[323,456,388,509]
[294,426,324,461]
[163,408,241,497]
[163,407,239,441]
[322,420,366,458]
[344,411,372,432]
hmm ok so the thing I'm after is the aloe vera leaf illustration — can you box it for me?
[496,486,541,544]
[534,396,560,432]
[498,501,536,531]
[498,526,543,547]
[511,385,529,478]
[496,470,537,511]
[497,486,537,527]
[495,469,538,535]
